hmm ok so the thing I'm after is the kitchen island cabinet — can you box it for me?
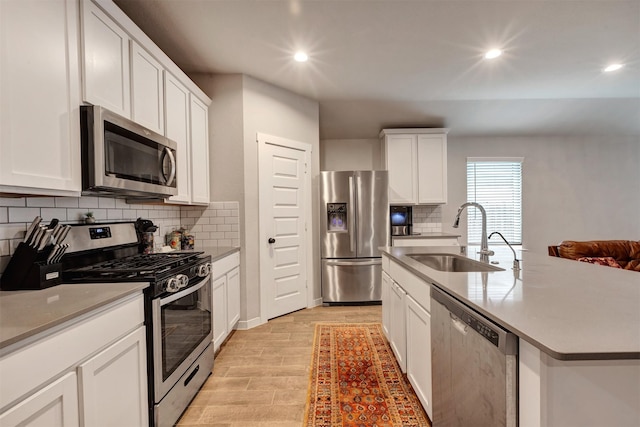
[0,284,148,427]
[381,246,640,427]
[0,0,82,197]
[382,253,433,419]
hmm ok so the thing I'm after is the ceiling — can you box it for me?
[114,0,640,139]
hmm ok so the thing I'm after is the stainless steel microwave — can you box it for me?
[80,105,178,198]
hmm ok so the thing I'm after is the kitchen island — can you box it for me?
[380,245,640,427]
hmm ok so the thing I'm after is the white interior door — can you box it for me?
[258,134,310,320]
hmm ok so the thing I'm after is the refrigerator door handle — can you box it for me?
[349,175,356,253]
[324,259,382,267]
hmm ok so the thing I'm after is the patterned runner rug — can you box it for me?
[304,323,431,427]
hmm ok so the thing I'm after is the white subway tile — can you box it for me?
[8,207,41,223]
[107,209,123,220]
[195,216,210,226]
[0,240,10,257]
[92,209,107,220]
[0,224,26,240]
[79,197,100,208]
[210,202,225,210]
[203,225,217,232]
[98,197,116,208]
[218,224,232,232]
[217,209,231,217]
[114,198,129,208]
[136,210,150,219]
[211,217,225,225]
[218,239,232,246]
[67,209,88,222]
[0,208,7,223]
[225,216,239,225]
[231,239,240,247]
[26,197,55,207]
[41,208,68,222]
[223,202,239,209]
[55,197,79,208]
[0,197,26,207]
[187,209,203,218]
[122,210,138,220]
[203,209,217,217]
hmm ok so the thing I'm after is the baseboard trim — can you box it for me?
[311,297,323,307]
[236,316,263,330]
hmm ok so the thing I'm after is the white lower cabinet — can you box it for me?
[0,372,79,427]
[78,327,148,427]
[389,281,407,373]
[0,293,147,427]
[381,271,392,338]
[406,295,433,420]
[212,274,228,351]
[382,260,433,419]
[211,252,241,352]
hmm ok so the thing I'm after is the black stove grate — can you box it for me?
[64,251,204,281]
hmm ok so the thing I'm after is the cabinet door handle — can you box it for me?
[268,238,276,244]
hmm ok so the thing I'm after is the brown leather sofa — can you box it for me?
[549,240,640,272]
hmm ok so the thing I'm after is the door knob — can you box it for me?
[268,238,276,244]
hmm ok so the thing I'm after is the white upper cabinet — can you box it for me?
[189,95,210,205]
[381,128,449,205]
[417,134,447,204]
[131,41,164,134]
[81,0,131,117]
[0,0,82,196]
[165,73,192,204]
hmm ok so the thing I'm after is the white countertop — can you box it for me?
[381,245,640,360]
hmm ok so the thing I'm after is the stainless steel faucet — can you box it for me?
[489,231,521,271]
[453,202,494,263]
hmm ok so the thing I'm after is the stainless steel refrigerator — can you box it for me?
[320,171,389,303]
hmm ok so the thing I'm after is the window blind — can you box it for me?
[466,159,522,245]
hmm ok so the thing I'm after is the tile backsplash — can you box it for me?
[412,205,443,233]
[0,196,239,275]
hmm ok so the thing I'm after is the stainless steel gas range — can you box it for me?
[61,222,213,427]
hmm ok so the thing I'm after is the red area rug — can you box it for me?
[304,323,431,427]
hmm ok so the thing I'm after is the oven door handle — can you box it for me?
[160,276,209,306]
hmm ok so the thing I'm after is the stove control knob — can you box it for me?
[176,274,189,289]
[166,277,179,293]
[197,263,212,278]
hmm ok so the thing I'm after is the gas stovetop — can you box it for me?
[63,251,204,281]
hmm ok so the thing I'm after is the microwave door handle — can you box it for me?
[161,147,176,186]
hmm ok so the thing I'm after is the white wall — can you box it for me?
[321,135,640,254]
[242,76,320,321]
[321,138,381,171]
[192,73,320,326]
[443,135,640,253]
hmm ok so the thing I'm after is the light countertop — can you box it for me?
[0,282,148,351]
[391,232,461,239]
[381,245,640,360]
[200,246,240,262]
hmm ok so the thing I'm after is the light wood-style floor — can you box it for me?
[177,305,382,426]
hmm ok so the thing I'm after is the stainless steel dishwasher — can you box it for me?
[431,287,518,427]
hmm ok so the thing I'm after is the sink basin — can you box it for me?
[407,253,504,272]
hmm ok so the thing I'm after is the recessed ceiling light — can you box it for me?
[294,51,309,62]
[603,63,623,72]
[484,49,503,60]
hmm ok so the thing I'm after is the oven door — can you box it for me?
[152,275,212,402]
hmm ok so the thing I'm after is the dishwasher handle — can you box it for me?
[450,313,469,335]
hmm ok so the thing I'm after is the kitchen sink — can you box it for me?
[406,253,504,272]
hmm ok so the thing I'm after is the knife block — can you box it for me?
[0,243,61,290]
